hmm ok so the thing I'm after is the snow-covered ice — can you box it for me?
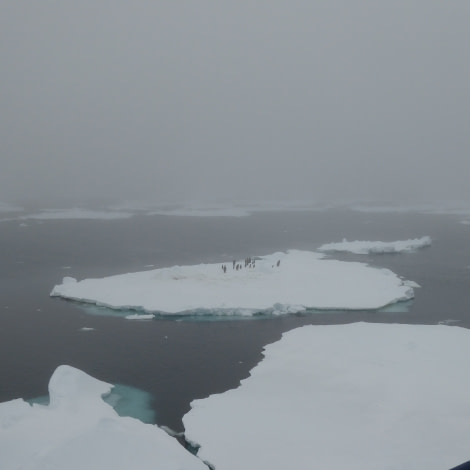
[143,200,331,217]
[183,323,470,470]
[0,208,134,222]
[146,203,285,218]
[350,201,470,215]
[51,250,415,316]
[23,208,134,220]
[318,236,431,254]
[148,206,251,217]
[125,313,155,320]
[0,365,207,470]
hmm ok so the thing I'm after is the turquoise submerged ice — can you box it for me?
[28,383,156,424]
[51,250,415,316]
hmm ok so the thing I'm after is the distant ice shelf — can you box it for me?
[23,208,134,220]
[0,208,134,222]
[50,250,415,317]
[318,236,431,254]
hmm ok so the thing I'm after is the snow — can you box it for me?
[318,236,431,254]
[51,250,415,316]
[125,313,155,320]
[183,323,470,470]
[403,279,421,288]
[0,365,207,470]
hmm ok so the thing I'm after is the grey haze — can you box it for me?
[1,1,470,207]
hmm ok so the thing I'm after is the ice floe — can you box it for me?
[125,313,155,320]
[148,206,251,217]
[0,208,134,222]
[318,236,431,254]
[138,200,331,217]
[51,250,415,316]
[0,365,206,470]
[350,201,470,216]
[24,208,134,220]
[183,322,470,470]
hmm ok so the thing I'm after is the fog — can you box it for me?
[2,1,470,207]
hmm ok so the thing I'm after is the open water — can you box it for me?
[1,209,469,432]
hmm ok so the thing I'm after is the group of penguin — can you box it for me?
[221,257,280,273]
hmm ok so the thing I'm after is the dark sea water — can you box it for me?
[1,209,469,433]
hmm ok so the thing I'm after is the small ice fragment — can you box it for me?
[125,314,154,320]
[403,280,421,288]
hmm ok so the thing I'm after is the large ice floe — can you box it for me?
[183,322,470,470]
[0,366,207,470]
[51,250,415,316]
[145,200,330,217]
[318,236,432,254]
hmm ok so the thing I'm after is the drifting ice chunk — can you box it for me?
[50,250,415,316]
[0,365,206,470]
[403,279,421,288]
[183,323,470,470]
[125,313,155,320]
[318,236,432,254]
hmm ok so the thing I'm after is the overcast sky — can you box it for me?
[1,1,470,207]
